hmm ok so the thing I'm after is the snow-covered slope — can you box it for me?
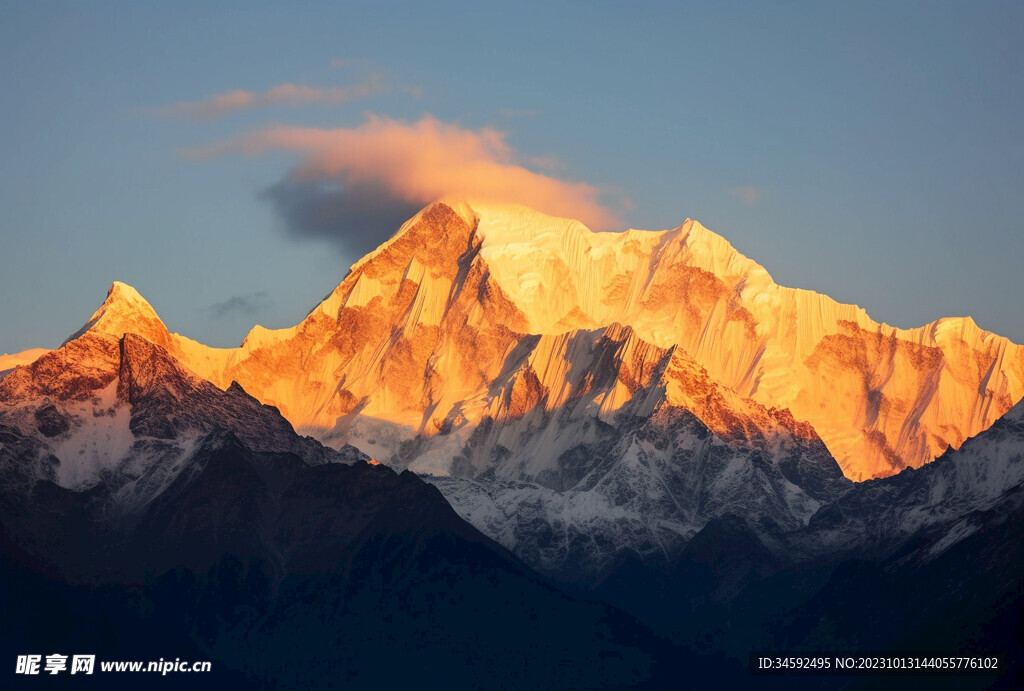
[0,331,361,514]
[61,201,1023,483]
[465,202,1024,479]
[428,395,844,578]
[799,396,1024,560]
[0,348,49,380]
[411,324,847,578]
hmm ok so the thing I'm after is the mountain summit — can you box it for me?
[66,281,168,344]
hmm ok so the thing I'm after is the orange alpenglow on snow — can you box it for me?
[0,349,52,374]
[35,199,1024,482]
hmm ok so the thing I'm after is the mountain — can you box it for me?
[583,397,1024,689]
[22,200,1016,580]
[800,391,1024,560]
[0,328,670,688]
[425,335,848,580]
[0,330,361,513]
[57,201,1024,483]
[3,199,1023,687]
[774,397,1024,677]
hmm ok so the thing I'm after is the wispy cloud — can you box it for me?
[189,114,622,237]
[150,74,387,121]
[208,291,271,320]
[730,186,763,205]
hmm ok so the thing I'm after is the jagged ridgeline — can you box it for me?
[45,200,1024,483]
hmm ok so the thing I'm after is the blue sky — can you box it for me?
[1,1,1022,353]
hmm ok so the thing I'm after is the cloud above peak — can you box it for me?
[191,114,621,244]
[150,75,387,121]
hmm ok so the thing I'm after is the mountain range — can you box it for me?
[0,330,667,688]
[2,199,1022,688]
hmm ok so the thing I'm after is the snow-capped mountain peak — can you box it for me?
[64,281,172,349]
